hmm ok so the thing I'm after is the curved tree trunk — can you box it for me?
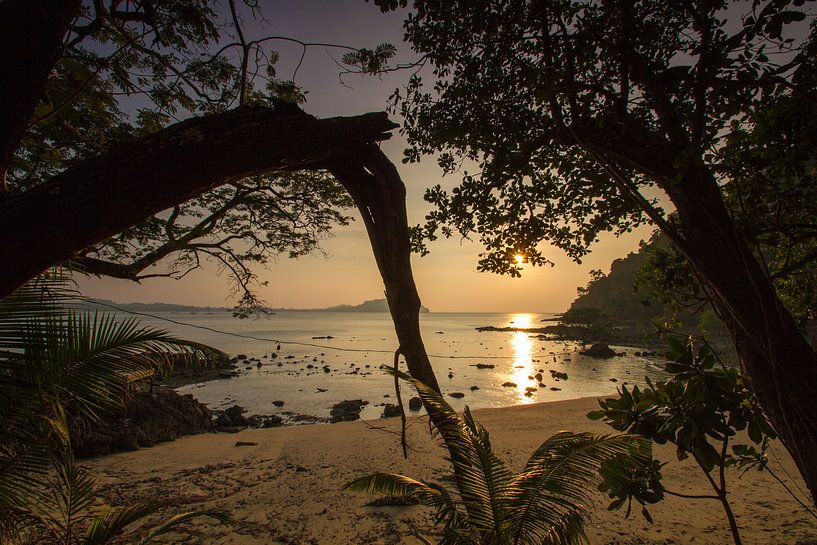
[328,151,440,393]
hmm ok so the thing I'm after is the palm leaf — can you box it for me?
[345,473,443,505]
[506,432,650,545]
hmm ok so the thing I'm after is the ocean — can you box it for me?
[124,310,667,421]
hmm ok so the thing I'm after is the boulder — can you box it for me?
[580,342,617,359]
[330,399,368,423]
[408,396,423,411]
[382,403,402,418]
[449,392,465,399]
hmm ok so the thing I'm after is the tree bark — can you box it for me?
[0,0,81,188]
[0,105,397,298]
[665,165,817,504]
[328,150,441,393]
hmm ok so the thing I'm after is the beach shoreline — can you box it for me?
[88,395,816,545]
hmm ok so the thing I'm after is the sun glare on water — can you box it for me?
[509,314,536,403]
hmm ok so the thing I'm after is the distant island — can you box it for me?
[83,298,429,313]
[321,298,430,313]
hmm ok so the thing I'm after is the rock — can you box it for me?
[408,397,423,411]
[262,415,284,428]
[525,387,537,392]
[470,385,480,391]
[382,404,402,418]
[214,412,233,427]
[550,387,561,391]
[580,343,617,359]
[311,335,334,339]
[472,363,495,369]
[535,372,543,382]
[449,392,465,399]
[330,399,368,423]
[272,400,285,407]
[235,354,248,360]
[609,378,618,382]
[71,388,212,458]
[549,370,568,380]
[502,381,517,387]
[448,372,454,378]
[235,441,258,447]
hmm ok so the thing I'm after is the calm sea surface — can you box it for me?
[123,311,666,421]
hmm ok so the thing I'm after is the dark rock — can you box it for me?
[580,343,616,359]
[502,381,517,387]
[72,389,212,458]
[262,415,284,428]
[272,400,285,407]
[330,399,368,423]
[472,363,495,369]
[449,392,465,399]
[236,354,248,360]
[470,385,480,391]
[235,441,258,447]
[382,404,403,418]
[214,412,233,427]
[408,396,423,411]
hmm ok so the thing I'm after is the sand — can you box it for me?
[87,396,816,545]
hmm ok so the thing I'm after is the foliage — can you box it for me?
[588,336,780,544]
[11,449,229,545]
[375,0,815,284]
[345,373,651,544]
[0,274,229,542]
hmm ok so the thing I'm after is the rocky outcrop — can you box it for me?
[580,342,617,359]
[72,388,212,458]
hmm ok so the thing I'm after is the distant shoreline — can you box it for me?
[80,298,556,315]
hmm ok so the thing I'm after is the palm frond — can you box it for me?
[506,432,650,545]
[136,508,231,544]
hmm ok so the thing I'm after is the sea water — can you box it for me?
[124,311,666,421]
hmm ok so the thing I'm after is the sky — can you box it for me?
[77,0,656,313]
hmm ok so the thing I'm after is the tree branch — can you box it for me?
[0,104,398,298]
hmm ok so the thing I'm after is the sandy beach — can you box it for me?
[88,396,816,545]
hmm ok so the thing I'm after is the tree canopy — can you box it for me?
[4,0,404,313]
[376,0,817,505]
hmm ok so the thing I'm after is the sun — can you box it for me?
[513,254,525,265]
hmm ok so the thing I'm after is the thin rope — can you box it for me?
[71,298,580,360]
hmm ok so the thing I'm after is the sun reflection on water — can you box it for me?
[509,314,536,403]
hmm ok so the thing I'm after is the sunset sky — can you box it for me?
[77,0,655,313]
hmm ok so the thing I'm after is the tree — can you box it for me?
[346,374,650,545]
[0,1,441,392]
[375,0,817,503]
[589,336,786,545]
